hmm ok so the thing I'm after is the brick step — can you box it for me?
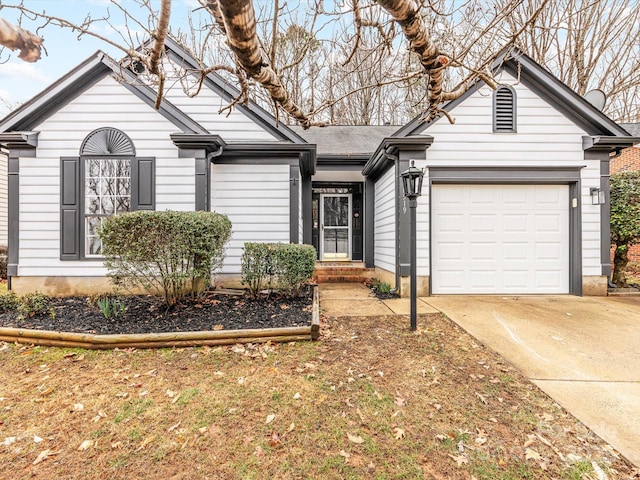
[313,264,375,283]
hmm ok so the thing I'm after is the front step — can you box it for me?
[313,262,375,283]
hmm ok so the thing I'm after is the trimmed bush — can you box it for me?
[17,291,50,319]
[0,245,7,280]
[99,210,232,306]
[0,291,20,312]
[241,243,316,298]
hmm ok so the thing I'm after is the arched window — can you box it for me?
[493,86,516,133]
[60,128,155,260]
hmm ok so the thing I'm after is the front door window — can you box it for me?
[320,194,351,260]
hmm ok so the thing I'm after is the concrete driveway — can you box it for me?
[423,295,640,467]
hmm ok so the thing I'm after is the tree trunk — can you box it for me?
[612,244,629,287]
[0,18,42,62]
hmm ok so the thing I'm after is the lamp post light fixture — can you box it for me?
[400,160,425,331]
[590,187,605,205]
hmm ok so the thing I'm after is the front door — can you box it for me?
[320,194,351,260]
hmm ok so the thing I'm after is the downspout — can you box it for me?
[207,143,224,161]
[204,144,224,212]
[383,149,400,294]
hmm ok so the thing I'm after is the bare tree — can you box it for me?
[505,0,640,122]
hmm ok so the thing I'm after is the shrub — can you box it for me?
[17,291,50,319]
[0,245,7,280]
[99,210,232,306]
[241,243,316,298]
[610,172,640,286]
[0,291,20,312]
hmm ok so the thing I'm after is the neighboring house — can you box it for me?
[0,42,637,297]
[613,123,640,262]
[0,147,7,247]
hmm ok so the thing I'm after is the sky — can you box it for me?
[0,0,205,117]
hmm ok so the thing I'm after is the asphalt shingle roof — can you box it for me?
[290,125,399,156]
[620,123,640,136]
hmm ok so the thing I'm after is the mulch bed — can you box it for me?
[0,287,313,335]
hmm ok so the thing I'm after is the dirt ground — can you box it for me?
[1,312,638,479]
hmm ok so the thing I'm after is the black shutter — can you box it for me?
[494,87,516,132]
[132,157,155,211]
[60,157,80,260]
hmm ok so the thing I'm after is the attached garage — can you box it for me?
[431,184,570,294]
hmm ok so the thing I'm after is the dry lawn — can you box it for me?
[0,313,637,479]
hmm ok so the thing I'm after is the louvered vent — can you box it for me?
[494,87,516,132]
[80,128,135,156]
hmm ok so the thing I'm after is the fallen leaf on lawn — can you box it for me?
[475,392,488,404]
[266,414,276,424]
[268,430,282,447]
[115,392,128,398]
[139,390,148,397]
[40,387,54,396]
[111,441,123,449]
[393,427,405,440]
[339,450,351,462]
[347,433,364,444]
[448,453,468,467]
[198,427,208,434]
[525,448,541,461]
[171,394,181,404]
[435,434,447,442]
[287,422,295,433]
[136,435,156,451]
[523,434,536,448]
[394,394,406,407]
[33,435,43,443]
[253,445,264,457]
[238,377,245,385]
[166,389,176,398]
[73,403,84,411]
[475,436,487,445]
[78,440,93,451]
[498,458,506,469]
[592,462,608,480]
[33,449,57,465]
[213,325,224,331]
[92,411,106,422]
[293,392,301,400]
[3,437,16,446]
[213,371,224,377]
[167,421,181,432]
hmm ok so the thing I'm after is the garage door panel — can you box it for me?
[432,184,569,294]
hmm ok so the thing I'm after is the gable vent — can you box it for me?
[80,127,135,156]
[494,87,516,133]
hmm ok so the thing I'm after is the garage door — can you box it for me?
[431,184,569,294]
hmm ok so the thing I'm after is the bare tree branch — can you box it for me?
[0,17,42,62]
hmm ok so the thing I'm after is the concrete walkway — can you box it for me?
[318,283,640,467]
[424,295,640,468]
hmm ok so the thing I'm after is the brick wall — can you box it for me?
[611,146,640,262]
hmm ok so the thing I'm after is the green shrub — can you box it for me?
[17,291,50,319]
[271,244,316,296]
[241,243,316,298]
[0,291,20,312]
[99,210,232,306]
[0,245,7,280]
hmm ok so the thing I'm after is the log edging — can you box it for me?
[0,286,320,350]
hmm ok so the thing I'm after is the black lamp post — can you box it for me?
[400,160,425,331]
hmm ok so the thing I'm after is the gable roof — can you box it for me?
[0,51,208,135]
[394,46,630,138]
[290,125,398,156]
[0,37,307,145]
[162,36,306,144]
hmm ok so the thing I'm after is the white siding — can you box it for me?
[374,167,396,273]
[162,61,279,142]
[0,151,7,246]
[18,76,194,277]
[211,163,290,274]
[423,71,601,276]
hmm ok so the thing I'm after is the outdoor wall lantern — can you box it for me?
[590,187,605,205]
[400,160,425,331]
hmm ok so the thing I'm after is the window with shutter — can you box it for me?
[60,128,155,260]
[493,86,516,133]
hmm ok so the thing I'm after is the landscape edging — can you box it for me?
[0,286,320,350]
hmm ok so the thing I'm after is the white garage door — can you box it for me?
[431,184,569,294]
